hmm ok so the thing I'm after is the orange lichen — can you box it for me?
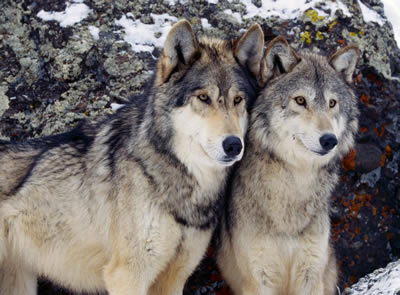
[380,154,386,167]
[360,127,368,133]
[360,94,370,105]
[337,39,346,46]
[385,145,392,158]
[342,149,356,171]
[372,207,377,216]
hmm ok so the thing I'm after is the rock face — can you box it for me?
[344,260,400,294]
[0,0,400,294]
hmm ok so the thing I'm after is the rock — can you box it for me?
[355,143,382,173]
[0,85,9,117]
[344,260,400,294]
[0,0,400,294]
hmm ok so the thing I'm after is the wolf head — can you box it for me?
[149,20,264,169]
[252,36,359,167]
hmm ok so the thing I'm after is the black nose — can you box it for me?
[223,136,243,157]
[319,134,338,151]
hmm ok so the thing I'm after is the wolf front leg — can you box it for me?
[0,260,37,295]
[149,228,212,295]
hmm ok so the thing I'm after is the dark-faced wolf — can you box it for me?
[0,20,264,295]
[217,36,359,295]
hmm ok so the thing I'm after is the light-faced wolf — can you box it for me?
[0,20,265,295]
[217,36,359,295]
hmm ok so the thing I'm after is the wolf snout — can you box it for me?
[319,134,338,151]
[223,136,243,157]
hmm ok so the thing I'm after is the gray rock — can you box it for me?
[355,143,383,173]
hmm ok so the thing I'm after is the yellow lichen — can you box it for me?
[328,20,338,31]
[359,30,364,36]
[305,9,324,23]
[300,31,312,44]
[349,32,357,37]
[316,31,324,40]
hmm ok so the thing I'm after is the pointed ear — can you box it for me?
[156,19,199,85]
[234,24,264,78]
[260,36,300,86]
[329,45,359,83]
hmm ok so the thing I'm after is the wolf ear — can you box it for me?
[329,45,359,83]
[234,24,265,78]
[260,36,300,86]
[156,19,199,85]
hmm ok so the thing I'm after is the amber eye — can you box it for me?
[329,99,337,108]
[294,96,306,107]
[234,96,243,105]
[198,94,211,104]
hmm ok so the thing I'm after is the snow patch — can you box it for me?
[359,0,385,26]
[37,2,91,27]
[223,9,243,24]
[111,103,125,111]
[116,13,178,53]
[381,0,400,48]
[241,0,350,20]
[201,18,212,29]
[88,26,100,40]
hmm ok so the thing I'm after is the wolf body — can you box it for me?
[217,37,359,295]
[0,20,265,295]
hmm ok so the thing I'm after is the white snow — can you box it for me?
[349,260,400,294]
[207,0,218,4]
[201,18,212,29]
[37,2,91,28]
[223,9,243,24]
[381,0,400,47]
[88,26,100,40]
[110,103,125,111]
[115,13,178,53]
[241,0,350,20]
[359,1,385,25]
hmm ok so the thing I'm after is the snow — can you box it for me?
[223,9,242,24]
[381,0,400,47]
[201,18,212,29]
[88,26,100,40]
[110,103,125,111]
[37,2,91,28]
[359,1,385,25]
[348,260,400,294]
[115,13,178,53]
[240,0,350,20]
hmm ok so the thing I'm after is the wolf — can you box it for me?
[217,36,359,295]
[0,20,265,295]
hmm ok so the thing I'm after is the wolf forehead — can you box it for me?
[269,51,356,107]
[160,36,258,107]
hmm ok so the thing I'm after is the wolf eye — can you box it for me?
[329,99,337,108]
[294,96,306,107]
[234,96,243,105]
[198,94,211,104]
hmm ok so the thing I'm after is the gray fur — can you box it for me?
[217,37,359,295]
